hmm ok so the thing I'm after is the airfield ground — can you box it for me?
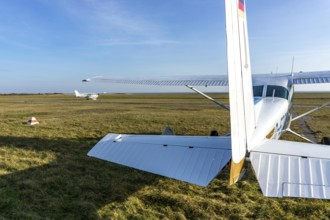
[0,93,329,219]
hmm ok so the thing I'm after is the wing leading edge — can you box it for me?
[88,134,231,186]
[250,139,330,199]
[83,75,229,87]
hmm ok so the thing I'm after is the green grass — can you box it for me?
[0,93,329,219]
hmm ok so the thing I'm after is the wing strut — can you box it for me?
[285,101,330,143]
[185,85,230,110]
[291,101,330,121]
[286,128,316,144]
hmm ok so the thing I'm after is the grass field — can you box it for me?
[0,93,329,219]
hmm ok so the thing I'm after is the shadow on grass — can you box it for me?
[0,135,158,219]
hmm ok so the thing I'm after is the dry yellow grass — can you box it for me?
[0,93,329,219]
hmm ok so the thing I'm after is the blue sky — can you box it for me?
[0,0,330,93]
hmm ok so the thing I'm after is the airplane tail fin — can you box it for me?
[74,90,80,97]
[225,0,255,184]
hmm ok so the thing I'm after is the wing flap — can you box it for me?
[88,134,231,186]
[250,139,330,199]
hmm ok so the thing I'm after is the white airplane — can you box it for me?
[84,0,330,199]
[74,90,98,100]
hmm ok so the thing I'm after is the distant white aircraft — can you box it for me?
[85,0,330,199]
[74,90,98,100]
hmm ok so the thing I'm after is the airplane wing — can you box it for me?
[84,70,330,87]
[83,75,229,87]
[88,134,231,186]
[293,70,330,84]
[83,70,330,87]
[250,139,330,199]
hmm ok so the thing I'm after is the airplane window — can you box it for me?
[253,86,264,97]
[266,85,289,99]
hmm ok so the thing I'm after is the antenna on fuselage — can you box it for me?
[290,56,295,77]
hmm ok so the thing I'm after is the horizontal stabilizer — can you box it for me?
[88,134,231,186]
[250,139,330,199]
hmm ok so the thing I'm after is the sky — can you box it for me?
[0,0,330,93]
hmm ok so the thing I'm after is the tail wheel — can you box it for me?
[321,137,330,145]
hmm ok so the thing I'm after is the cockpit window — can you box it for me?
[253,85,264,97]
[266,85,289,100]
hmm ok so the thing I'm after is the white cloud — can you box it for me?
[55,0,162,36]
[101,39,181,46]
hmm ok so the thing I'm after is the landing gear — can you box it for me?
[321,137,330,145]
[210,130,219,136]
[162,126,175,135]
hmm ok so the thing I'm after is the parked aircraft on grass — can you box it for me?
[84,0,330,199]
[74,90,98,100]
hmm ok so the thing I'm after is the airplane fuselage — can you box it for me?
[74,90,98,100]
[248,76,294,151]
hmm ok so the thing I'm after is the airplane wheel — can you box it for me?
[321,137,330,145]
[210,130,219,136]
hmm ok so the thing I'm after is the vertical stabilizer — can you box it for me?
[74,90,81,97]
[225,0,255,184]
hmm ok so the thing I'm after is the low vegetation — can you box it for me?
[0,93,329,219]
